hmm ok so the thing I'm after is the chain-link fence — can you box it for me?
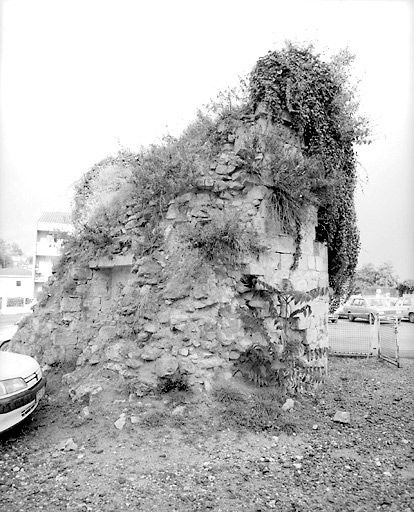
[378,318,400,366]
[328,318,375,357]
[328,315,400,366]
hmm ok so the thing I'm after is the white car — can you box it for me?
[395,296,414,323]
[0,351,46,433]
[345,296,403,323]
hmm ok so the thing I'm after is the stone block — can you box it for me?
[274,235,296,254]
[170,312,191,325]
[315,255,326,272]
[135,364,158,395]
[245,185,268,202]
[89,254,133,269]
[307,255,316,270]
[157,310,171,324]
[70,266,93,281]
[163,279,191,300]
[166,203,180,220]
[60,297,82,313]
[280,253,295,270]
[235,337,253,352]
[51,326,78,347]
[155,354,178,377]
[144,323,157,333]
[105,342,124,362]
[199,357,223,369]
[178,357,196,374]
[95,325,117,347]
[141,346,162,361]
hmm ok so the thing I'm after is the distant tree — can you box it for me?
[352,261,398,293]
[10,242,23,256]
[0,239,25,268]
[376,261,398,287]
[0,239,12,268]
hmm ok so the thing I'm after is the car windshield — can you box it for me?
[366,298,392,307]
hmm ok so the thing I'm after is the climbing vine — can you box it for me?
[249,42,370,298]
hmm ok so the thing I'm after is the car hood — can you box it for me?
[0,351,40,380]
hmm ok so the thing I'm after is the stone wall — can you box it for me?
[11,111,329,397]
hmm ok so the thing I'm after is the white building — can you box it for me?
[0,267,33,314]
[33,212,74,297]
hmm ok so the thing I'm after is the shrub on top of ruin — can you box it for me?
[64,41,368,303]
[248,42,370,298]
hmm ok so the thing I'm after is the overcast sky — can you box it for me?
[0,0,413,280]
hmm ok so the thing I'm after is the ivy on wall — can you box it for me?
[249,42,370,298]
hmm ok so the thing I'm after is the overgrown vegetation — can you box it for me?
[236,276,328,393]
[57,42,368,304]
[241,129,323,269]
[249,42,370,298]
[180,211,266,266]
[40,42,370,390]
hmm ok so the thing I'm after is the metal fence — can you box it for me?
[328,315,400,366]
[378,319,400,366]
[328,318,375,357]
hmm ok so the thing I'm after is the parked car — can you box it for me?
[344,296,403,323]
[0,351,46,433]
[395,295,414,323]
[328,311,339,323]
[333,296,359,319]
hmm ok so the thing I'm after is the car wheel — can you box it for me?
[348,314,355,322]
[409,312,414,323]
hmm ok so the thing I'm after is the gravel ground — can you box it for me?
[1,357,413,512]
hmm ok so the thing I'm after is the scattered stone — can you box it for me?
[114,413,127,430]
[171,405,186,416]
[57,438,78,451]
[333,411,350,424]
[282,399,294,412]
[81,406,92,418]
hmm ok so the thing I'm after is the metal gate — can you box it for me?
[328,318,375,357]
[328,314,400,365]
[378,317,400,367]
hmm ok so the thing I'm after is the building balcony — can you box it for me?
[35,242,62,257]
[34,272,48,282]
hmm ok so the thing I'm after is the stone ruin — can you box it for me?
[10,107,330,398]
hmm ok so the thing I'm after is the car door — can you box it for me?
[348,298,362,320]
[402,298,413,321]
[359,298,370,320]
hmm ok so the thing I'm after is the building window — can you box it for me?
[16,280,21,287]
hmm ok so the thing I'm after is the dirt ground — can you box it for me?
[1,356,413,512]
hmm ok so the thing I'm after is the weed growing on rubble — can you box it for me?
[213,384,291,433]
[156,371,190,394]
[236,275,329,394]
[180,211,266,267]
